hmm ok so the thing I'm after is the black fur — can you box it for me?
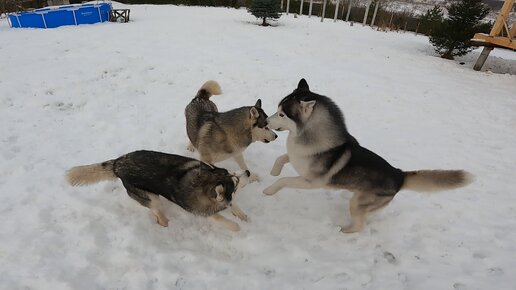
[112,150,236,216]
[281,79,405,196]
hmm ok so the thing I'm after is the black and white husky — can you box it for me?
[66,150,251,231]
[265,79,473,233]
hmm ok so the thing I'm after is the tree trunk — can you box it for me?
[262,17,267,26]
[441,49,454,60]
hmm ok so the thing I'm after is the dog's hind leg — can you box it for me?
[234,153,260,182]
[125,185,169,227]
[148,195,169,227]
[209,213,240,232]
[340,192,394,233]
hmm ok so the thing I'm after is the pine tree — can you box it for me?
[420,5,444,35]
[247,0,282,26]
[428,0,489,60]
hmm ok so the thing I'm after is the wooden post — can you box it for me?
[471,0,515,71]
[510,20,516,38]
[308,0,313,18]
[474,47,494,71]
[321,0,327,22]
[346,0,352,22]
[299,0,304,16]
[362,0,371,26]
[334,0,340,22]
[370,0,379,27]
[286,0,290,15]
[490,0,515,36]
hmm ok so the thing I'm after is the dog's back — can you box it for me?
[66,150,234,216]
[185,80,222,146]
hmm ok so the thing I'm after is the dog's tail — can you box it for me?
[66,160,117,186]
[196,80,222,99]
[401,170,473,193]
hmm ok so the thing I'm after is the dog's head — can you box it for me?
[200,165,251,204]
[250,99,278,143]
[267,79,317,133]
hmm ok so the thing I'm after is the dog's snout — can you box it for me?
[245,170,250,177]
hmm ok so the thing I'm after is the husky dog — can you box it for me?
[185,81,277,182]
[264,79,473,233]
[66,150,251,231]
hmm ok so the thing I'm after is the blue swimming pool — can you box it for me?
[8,2,112,29]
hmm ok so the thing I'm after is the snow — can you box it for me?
[1,3,516,289]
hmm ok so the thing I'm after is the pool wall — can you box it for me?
[8,3,112,29]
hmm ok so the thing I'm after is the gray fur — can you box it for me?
[185,81,277,180]
[265,79,473,233]
[66,150,251,229]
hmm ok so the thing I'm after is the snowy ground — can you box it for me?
[1,3,516,290]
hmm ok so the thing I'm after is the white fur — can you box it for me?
[265,105,351,195]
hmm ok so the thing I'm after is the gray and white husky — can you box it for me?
[264,79,473,233]
[66,150,251,231]
[185,80,277,182]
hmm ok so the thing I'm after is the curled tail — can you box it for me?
[66,160,117,186]
[196,80,222,99]
[402,170,473,192]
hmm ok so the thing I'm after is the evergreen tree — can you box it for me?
[247,0,282,26]
[420,5,444,35]
[429,0,489,60]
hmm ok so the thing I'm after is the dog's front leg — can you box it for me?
[233,153,260,182]
[230,203,248,222]
[270,154,289,176]
[263,176,320,195]
[209,213,240,232]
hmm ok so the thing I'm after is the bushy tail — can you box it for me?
[66,160,117,186]
[195,80,222,99]
[402,170,473,192]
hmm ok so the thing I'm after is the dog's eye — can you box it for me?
[279,113,284,117]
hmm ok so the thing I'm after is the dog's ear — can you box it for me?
[300,100,316,117]
[297,79,309,91]
[250,107,260,119]
[255,99,262,108]
[214,184,225,202]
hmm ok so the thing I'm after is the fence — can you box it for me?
[283,0,427,34]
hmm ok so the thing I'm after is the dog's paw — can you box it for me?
[263,185,279,196]
[270,167,282,176]
[226,221,240,232]
[249,173,261,183]
[187,143,196,152]
[233,211,249,222]
[156,216,169,227]
[340,225,361,234]
[232,209,249,222]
